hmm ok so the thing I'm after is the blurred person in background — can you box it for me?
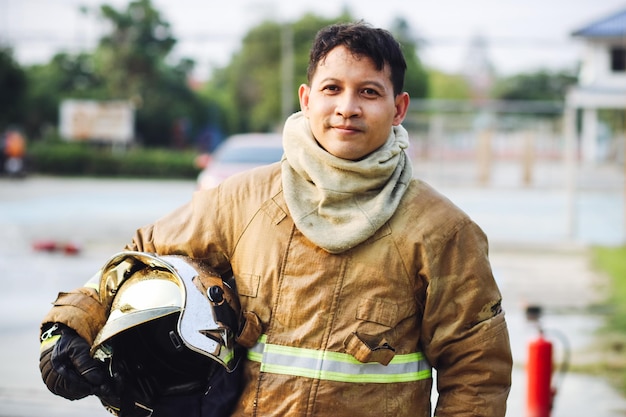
[38,21,512,417]
[2,128,26,176]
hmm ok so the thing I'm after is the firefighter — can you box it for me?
[39,21,512,416]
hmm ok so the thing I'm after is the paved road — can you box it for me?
[1,174,625,416]
[1,177,196,417]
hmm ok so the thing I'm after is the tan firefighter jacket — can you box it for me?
[42,162,512,417]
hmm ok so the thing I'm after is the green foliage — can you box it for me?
[0,47,27,131]
[28,140,199,179]
[427,69,472,100]
[390,17,429,99]
[21,52,106,139]
[97,0,176,98]
[491,69,578,101]
[94,0,207,147]
[231,20,285,132]
[18,0,208,148]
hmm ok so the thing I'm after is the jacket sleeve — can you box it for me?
[125,188,233,273]
[421,220,512,417]
[40,286,108,345]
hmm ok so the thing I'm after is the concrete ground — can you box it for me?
[1,167,625,416]
[492,243,626,417]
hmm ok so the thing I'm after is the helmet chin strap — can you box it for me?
[119,394,154,417]
[207,285,240,343]
[111,350,155,417]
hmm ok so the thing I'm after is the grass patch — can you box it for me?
[590,245,626,394]
[592,246,626,332]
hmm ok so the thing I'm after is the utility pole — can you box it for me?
[563,106,578,241]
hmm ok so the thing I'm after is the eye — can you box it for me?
[322,84,340,94]
[362,88,380,97]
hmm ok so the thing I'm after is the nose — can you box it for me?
[335,93,361,119]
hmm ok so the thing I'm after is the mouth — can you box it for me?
[330,124,363,134]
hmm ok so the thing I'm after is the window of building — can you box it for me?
[610,47,626,72]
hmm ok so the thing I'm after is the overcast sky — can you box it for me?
[2,0,625,79]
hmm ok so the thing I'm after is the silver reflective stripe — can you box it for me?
[248,335,431,383]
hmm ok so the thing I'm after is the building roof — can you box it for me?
[572,8,626,38]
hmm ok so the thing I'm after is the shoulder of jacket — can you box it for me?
[218,162,282,199]
[393,179,477,242]
[403,179,467,218]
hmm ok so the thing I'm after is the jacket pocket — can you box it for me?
[356,297,399,327]
[344,332,396,365]
[236,273,260,298]
[344,297,418,365]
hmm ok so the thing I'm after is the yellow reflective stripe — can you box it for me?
[247,335,431,384]
[40,335,60,351]
[248,349,263,363]
[221,347,236,366]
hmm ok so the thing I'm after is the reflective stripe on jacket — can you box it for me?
[128,162,512,417]
[248,334,432,384]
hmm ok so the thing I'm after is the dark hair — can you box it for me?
[306,21,407,95]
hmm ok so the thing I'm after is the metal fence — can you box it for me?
[404,99,625,190]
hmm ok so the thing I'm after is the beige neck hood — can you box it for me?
[281,111,413,254]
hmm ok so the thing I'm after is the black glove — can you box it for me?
[39,323,115,401]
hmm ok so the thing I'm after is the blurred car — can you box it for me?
[197,133,284,190]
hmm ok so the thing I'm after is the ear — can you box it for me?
[392,92,410,126]
[298,84,311,114]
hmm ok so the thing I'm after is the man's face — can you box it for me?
[298,45,409,161]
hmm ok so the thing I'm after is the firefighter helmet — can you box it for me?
[88,251,242,415]
[92,251,240,370]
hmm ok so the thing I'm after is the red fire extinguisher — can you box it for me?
[525,306,570,417]
[527,330,554,417]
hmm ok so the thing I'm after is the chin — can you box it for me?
[330,148,366,161]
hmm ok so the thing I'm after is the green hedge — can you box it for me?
[28,140,201,179]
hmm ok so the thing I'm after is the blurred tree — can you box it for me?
[22,52,105,139]
[95,0,205,147]
[390,17,428,99]
[19,0,207,147]
[0,47,27,131]
[96,0,176,98]
[491,69,578,101]
[427,69,472,100]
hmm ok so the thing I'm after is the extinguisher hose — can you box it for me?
[544,327,571,396]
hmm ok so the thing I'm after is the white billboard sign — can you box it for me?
[60,99,134,143]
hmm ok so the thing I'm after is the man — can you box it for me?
[40,21,512,416]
